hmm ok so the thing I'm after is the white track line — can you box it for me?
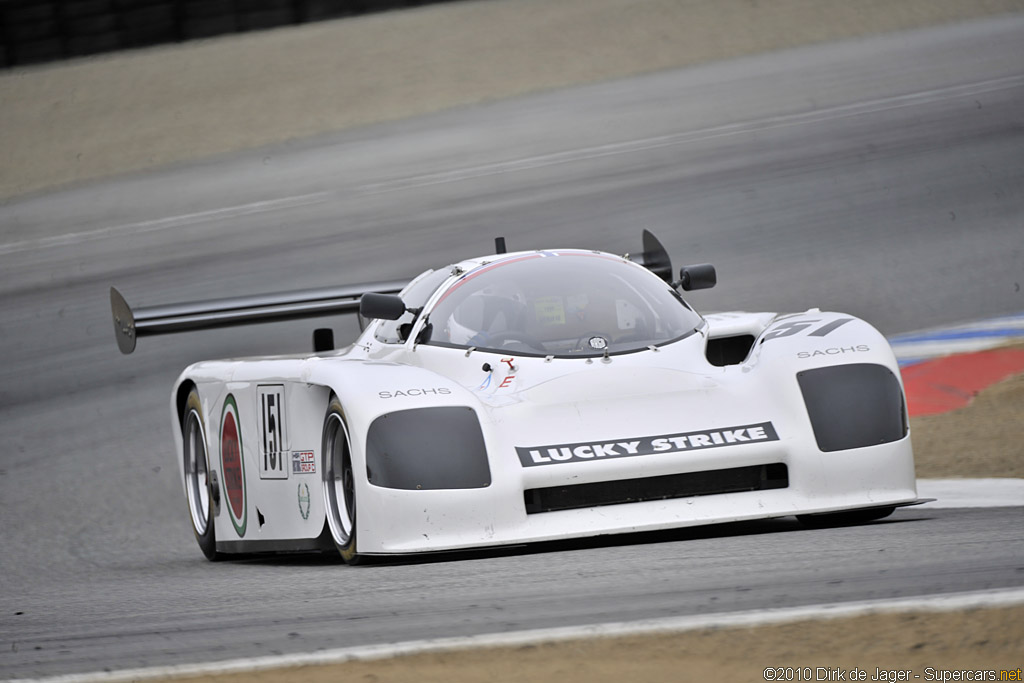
[3,75,1021,257]
[357,74,1024,194]
[0,192,331,257]
[8,587,1024,683]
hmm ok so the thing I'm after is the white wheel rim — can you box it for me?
[184,408,210,535]
[323,413,354,545]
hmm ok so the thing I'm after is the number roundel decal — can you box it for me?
[220,394,247,537]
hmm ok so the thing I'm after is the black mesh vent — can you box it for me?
[524,463,788,514]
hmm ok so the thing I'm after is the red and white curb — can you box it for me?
[889,315,1024,507]
[889,312,1024,367]
[888,312,1024,416]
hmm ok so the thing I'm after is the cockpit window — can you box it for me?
[374,268,452,344]
[422,251,703,357]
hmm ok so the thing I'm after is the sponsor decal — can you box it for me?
[219,395,247,537]
[292,450,316,474]
[588,336,608,350]
[258,385,288,480]
[297,483,311,521]
[797,345,870,359]
[378,387,452,399]
[534,296,566,325]
[516,422,779,467]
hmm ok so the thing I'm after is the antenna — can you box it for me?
[495,237,507,254]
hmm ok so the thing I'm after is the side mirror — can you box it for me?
[678,264,716,291]
[360,292,408,320]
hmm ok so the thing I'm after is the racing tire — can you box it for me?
[182,388,221,561]
[797,506,895,529]
[322,397,362,565]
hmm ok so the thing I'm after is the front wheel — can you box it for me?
[321,397,362,564]
[182,388,221,561]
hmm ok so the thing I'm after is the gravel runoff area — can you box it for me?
[4,0,1021,678]
[3,0,1024,200]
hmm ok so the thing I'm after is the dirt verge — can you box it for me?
[912,364,1024,478]
[159,605,1023,683]
[3,0,1024,199]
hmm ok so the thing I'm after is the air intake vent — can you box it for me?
[524,463,788,514]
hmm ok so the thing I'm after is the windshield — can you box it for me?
[423,251,703,357]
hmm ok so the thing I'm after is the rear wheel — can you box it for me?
[797,506,895,529]
[183,388,220,561]
[322,397,361,564]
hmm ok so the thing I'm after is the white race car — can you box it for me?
[111,232,919,563]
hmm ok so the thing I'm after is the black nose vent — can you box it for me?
[524,463,788,514]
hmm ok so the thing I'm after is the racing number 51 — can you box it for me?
[258,385,288,479]
[763,318,852,341]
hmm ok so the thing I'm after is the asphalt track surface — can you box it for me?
[1,15,1023,680]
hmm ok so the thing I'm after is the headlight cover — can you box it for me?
[366,406,491,490]
[797,363,907,452]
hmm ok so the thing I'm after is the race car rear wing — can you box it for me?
[110,280,406,354]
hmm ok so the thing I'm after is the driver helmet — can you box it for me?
[445,290,527,346]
